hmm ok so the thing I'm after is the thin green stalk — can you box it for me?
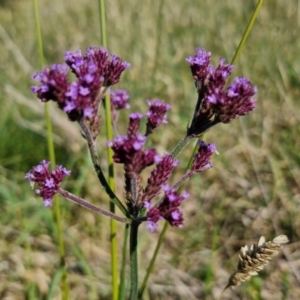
[119,225,130,299]
[129,221,140,300]
[138,220,169,299]
[150,0,165,86]
[139,2,264,299]
[171,135,192,158]
[231,0,264,65]
[32,0,69,298]
[98,1,119,299]
[79,120,128,217]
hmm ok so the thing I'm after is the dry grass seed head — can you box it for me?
[217,235,288,300]
[227,235,289,288]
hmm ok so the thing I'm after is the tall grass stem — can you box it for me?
[98,1,119,299]
[32,0,69,298]
[231,0,264,65]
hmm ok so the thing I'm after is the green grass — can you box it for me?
[1,0,300,299]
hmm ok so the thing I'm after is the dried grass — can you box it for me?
[218,235,289,300]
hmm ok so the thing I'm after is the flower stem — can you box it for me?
[170,118,219,159]
[32,0,69,298]
[138,220,168,299]
[130,220,140,300]
[79,119,128,217]
[170,135,192,158]
[58,188,130,224]
[119,224,130,299]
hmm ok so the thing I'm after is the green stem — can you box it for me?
[130,221,140,300]
[139,2,264,298]
[98,1,119,299]
[119,224,130,299]
[138,221,168,299]
[150,0,165,86]
[170,135,192,158]
[231,0,264,65]
[32,0,69,298]
[79,120,128,217]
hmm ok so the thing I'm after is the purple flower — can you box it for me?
[107,134,157,173]
[186,48,211,82]
[105,55,131,86]
[186,48,257,135]
[142,154,179,202]
[25,160,71,206]
[206,58,235,92]
[146,185,189,231]
[64,49,85,75]
[191,140,216,173]
[32,46,130,121]
[145,99,171,135]
[31,64,69,104]
[110,89,131,110]
[145,206,162,232]
[127,112,144,136]
[206,77,257,123]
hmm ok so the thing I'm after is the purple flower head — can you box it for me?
[108,134,157,173]
[64,50,85,75]
[186,47,257,136]
[25,160,71,206]
[186,48,211,82]
[142,154,179,202]
[32,46,130,122]
[128,112,144,136]
[145,205,162,232]
[105,55,131,86]
[31,64,69,104]
[65,47,108,79]
[145,99,171,135]
[134,148,158,174]
[146,185,189,231]
[191,140,216,173]
[206,58,235,92]
[62,81,96,121]
[110,89,131,110]
[207,77,257,123]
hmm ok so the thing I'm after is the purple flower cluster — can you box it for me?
[26,46,256,234]
[186,48,257,135]
[107,133,157,174]
[145,99,171,135]
[145,185,190,232]
[191,140,216,173]
[186,48,212,83]
[110,89,131,110]
[108,99,171,175]
[31,47,130,121]
[142,154,179,202]
[25,160,71,206]
[107,99,188,229]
